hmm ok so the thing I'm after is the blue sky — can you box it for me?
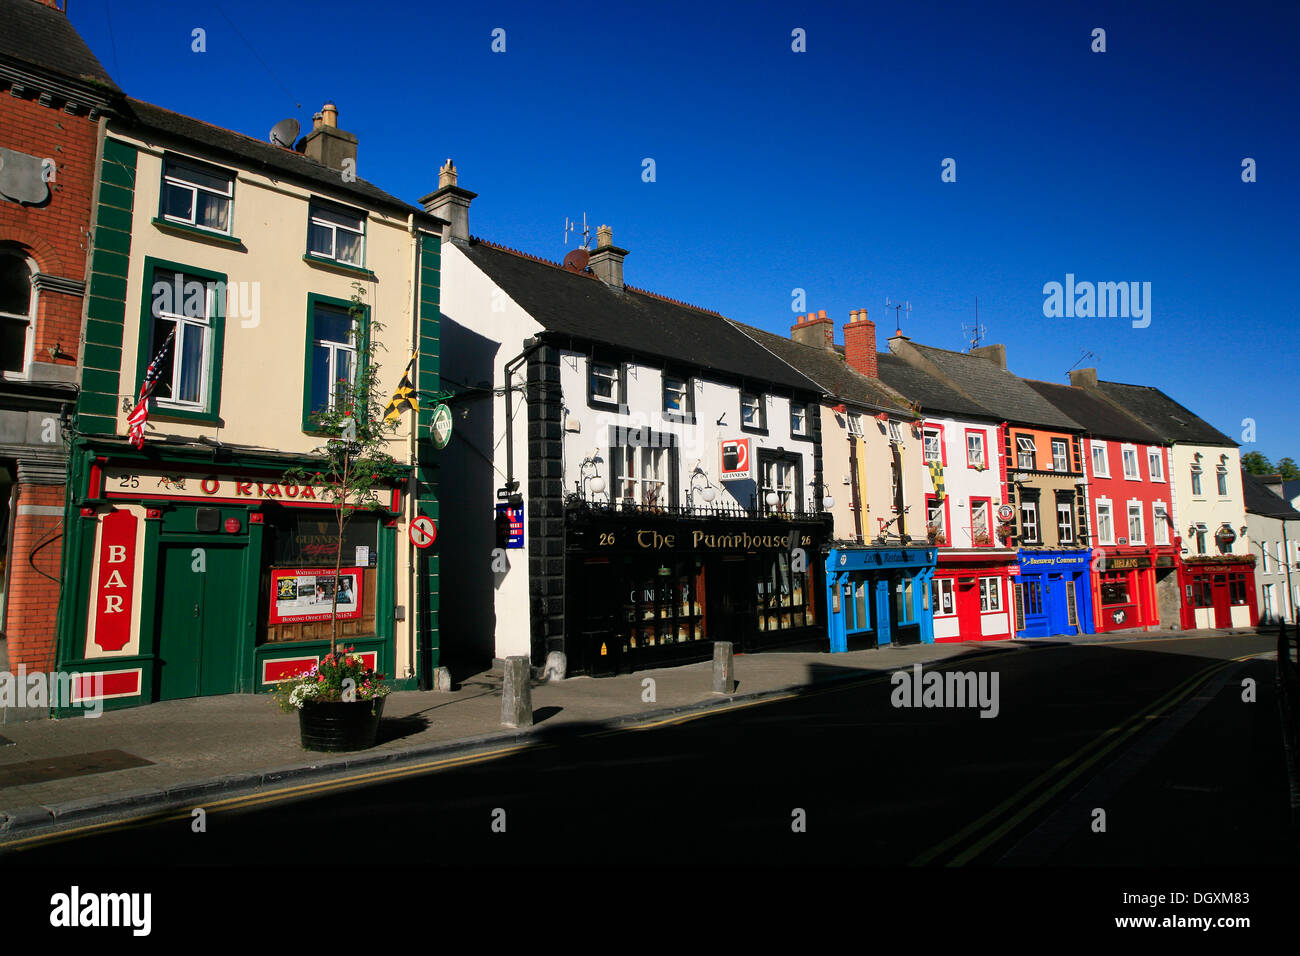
[70,0,1299,460]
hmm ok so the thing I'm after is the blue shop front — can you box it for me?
[1013,549,1094,637]
[824,547,937,652]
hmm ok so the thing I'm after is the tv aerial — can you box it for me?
[269,118,300,149]
[962,296,986,352]
[563,213,593,272]
[885,297,912,334]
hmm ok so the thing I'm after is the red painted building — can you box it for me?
[1025,380,1182,632]
[0,0,121,679]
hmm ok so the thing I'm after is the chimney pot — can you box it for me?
[303,102,357,171]
[596,224,614,248]
[818,309,827,319]
[790,309,834,350]
[321,102,338,127]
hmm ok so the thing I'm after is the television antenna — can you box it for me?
[962,296,986,352]
[885,298,912,335]
[564,213,591,250]
[1066,349,1095,377]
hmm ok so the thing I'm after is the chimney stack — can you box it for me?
[791,309,834,350]
[970,343,1007,370]
[303,101,357,171]
[1069,367,1098,388]
[420,159,477,242]
[843,308,878,378]
[588,224,628,290]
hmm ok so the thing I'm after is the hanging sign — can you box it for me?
[496,503,524,549]
[997,504,1015,522]
[431,404,454,450]
[269,567,364,624]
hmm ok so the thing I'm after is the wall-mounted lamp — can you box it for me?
[686,461,716,511]
[576,450,605,498]
[809,479,834,511]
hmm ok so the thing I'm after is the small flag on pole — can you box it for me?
[127,328,175,449]
[383,351,419,424]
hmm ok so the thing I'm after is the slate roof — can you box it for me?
[902,342,1081,430]
[458,239,823,394]
[1091,380,1236,446]
[116,98,434,220]
[875,353,997,421]
[726,322,913,414]
[1243,470,1300,520]
[1022,379,1165,444]
[0,0,121,93]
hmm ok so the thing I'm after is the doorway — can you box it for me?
[154,544,246,700]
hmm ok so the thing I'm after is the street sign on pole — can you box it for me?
[409,515,437,549]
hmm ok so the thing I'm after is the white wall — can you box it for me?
[920,415,1006,547]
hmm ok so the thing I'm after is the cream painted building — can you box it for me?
[55,98,447,711]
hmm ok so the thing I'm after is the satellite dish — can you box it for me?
[269,118,300,148]
[562,248,590,273]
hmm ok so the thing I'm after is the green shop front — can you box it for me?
[55,438,407,711]
[564,504,832,676]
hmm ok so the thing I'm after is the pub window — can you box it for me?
[741,391,765,431]
[621,557,707,650]
[1014,584,1026,630]
[1051,439,1069,472]
[979,577,1001,612]
[1066,582,1079,626]
[1229,574,1248,605]
[760,455,800,514]
[612,444,674,509]
[260,511,379,645]
[1192,579,1214,607]
[935,578,955,616]
[1095,500,1114,544]
[1153,504,1170,545]
[1016,435,1036,470]
[1127,503,1144,543]
[757,550,814,632]
[1100,571,1131,607]
[589,360,621,407]
[663,373,692,418]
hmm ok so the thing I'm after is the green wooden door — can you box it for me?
[156,545,245,701]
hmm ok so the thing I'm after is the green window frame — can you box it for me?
[302,292,370,434]
[133,256,226,425]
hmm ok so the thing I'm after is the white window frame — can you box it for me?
[888,420,903,443]
[614,445,671,508]
[790,401,807,436]
[847,413,863,436]
[1017,436,1036,470]
[966,431,985,469]
[0,252,37,379]
[923,427,942,463]
[761,457,797,514]
[1020,498,1039,543]
[1091,441,1110,478]
[307,202,365,266]
[1051,439,1069,472]
[1127,501,1145,544]
[1216,464,1229,497]
[1194,522,1208,554]
[1191,464,1203,496]
[741,391,765,430]
[663,373,690,416]
[151,271,213,411]
[935,578,956,617]
[1153,502,1170,545]
[1121,445,1140,480]
[590,361,620,405]
[1262,544,1272,573]
[1057,500,1074,544]
[1096,498,1115,545]
[162,158,234,235]
[1147,448,1165,482]
[979,577,1002,612]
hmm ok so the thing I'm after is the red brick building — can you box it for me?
[0,0,120,677]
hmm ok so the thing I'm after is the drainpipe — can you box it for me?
[503,337,543,500]
[1284,522,1295,622]
[407,213,419,684]
[848,434,863,543]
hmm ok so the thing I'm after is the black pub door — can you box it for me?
[710,555,757,652]
[573,557,618,676]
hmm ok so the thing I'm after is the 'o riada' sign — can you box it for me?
[431,404,453,450]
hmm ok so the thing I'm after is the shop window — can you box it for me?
[893,576,917,625]
[1014,584,1026,630]
[1091,441,1109,478]
[1066,582,1079,626]
[1016,435,1036,470]
[1100,572,1131,607]
[1122,446,1140,479]
[741,391,766,432]
[757,551,814,632]
[1192,579,1214,607]
[260,511,379,645]
[1148,449,1164,481]
[621,557,707,650]
[1153,504,1170,545]
[966,430,985,469]
[979,577,1001,612]
[612,444,674,509]
[935,578,955,616]
[0,251,35,375]
[1051,439,1069,472]
[1229,573,1248,605]
[307,200,365,267]
[161,157,233,234]
[1127,503,1144,544]
[1022,580,1042,616]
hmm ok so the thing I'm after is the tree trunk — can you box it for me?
[331,452,350,657]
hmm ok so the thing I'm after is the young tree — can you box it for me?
[284,282,406,655]
[1242,451,1274,476]
[1277,457,1300,481]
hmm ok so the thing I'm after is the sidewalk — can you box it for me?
[0,627,1263,839]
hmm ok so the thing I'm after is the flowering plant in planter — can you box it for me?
[272,646,391,713]
[973,531,992,546]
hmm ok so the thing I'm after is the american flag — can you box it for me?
[127,328,175,449]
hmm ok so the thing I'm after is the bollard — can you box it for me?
[543,650,567,682]
[432,666,452,692]
[502,655,533,728]
[712,641,734,695]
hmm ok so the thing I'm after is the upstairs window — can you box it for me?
[1057,498,1074,544]
[760,454,800,514]
[966,430,985,469]
[613,444,672,509]
[1122,446,1140,479]
[1096,500,1114,544]
[663,373,691,418]
[1051,438,1069,472]
[1019,497,1040,544]
[1191,464,1203,496]
[1148,449,1165,481]
[1216,464,1229,497]
[162,158,233,234]
[790,401,807,436]
[923,427,942,464]
[847,413,863,437]
[741,391,765,431]
[307,202,364,266]
[589,361,621,408]
[149,267,216,409]
[1194,523,1208,554]
[0,251,35,374]
[1153,504,1170,545]
[888,420,903,443]
[1128,503,1144,543]
[1091,441,1109,478]
[1016,435,1036,470]
[307,299,360,419]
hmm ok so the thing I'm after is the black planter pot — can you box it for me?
[298,697,386,752]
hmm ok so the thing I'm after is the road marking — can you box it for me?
[911,655,1249,866]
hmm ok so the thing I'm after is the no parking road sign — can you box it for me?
[409,515,437,549]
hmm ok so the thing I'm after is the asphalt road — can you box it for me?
[3,634,1294,868]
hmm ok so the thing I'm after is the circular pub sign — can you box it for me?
[997,504,1015,522]
[224,517,241,533]
[431,404,453,450]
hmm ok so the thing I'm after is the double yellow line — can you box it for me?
[911,653,1255,867]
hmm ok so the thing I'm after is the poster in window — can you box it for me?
[269,566,364,624]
